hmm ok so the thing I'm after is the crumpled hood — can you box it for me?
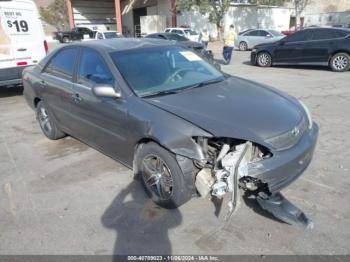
[145,77,302,144]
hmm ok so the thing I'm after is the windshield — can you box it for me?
[184,29,198,35]
[166,34,188,41]
[269,30,284,37]
[104,32,119,39]
[111,46,224,97]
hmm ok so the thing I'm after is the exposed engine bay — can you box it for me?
[193,137,313,229]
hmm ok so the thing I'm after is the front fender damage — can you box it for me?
[183,137,313,229]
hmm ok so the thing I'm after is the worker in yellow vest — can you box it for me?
[200,29,210,49]
[223,25,236,64]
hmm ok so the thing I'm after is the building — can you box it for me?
[177,4,292,37]
[66,0,176,36]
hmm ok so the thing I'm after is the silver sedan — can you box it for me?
[236,29,285,51]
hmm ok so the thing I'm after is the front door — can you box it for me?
[273,30,312,64]
[70,47,130,163]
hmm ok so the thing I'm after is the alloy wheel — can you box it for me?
[332,55,348,71]
[258,53,271,66]
[239,42,248,51]
[38,107,52,134]
[142,154,174,201]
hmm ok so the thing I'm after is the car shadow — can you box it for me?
[0,86,23,98]
[101,180,182,257]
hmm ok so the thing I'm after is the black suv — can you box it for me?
[251,28,350,72]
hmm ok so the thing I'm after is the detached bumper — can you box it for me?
[248,123,319,193]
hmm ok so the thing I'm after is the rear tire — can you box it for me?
[36,101,65,140]
[239,41,248,51]
[62,36,69,43]
[330,52,350,72]
[135,142,193,209]
[256,52,272,67]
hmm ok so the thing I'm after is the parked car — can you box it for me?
[165,27,200,42]
[53,27,95,43]
[251,27,350,72]
[144,32,213,61]
[0,0,47,88]
[235,29,285,51]
[23,39,318,226]
[95,31,123,40]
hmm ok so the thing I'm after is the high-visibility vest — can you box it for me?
[224,30,236,47]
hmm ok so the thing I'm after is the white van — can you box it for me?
[0,0,47,87]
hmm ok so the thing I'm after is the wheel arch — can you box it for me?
[34,97,41,108]
[329,50,350,62]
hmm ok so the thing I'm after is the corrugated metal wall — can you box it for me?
[72,0,116,30]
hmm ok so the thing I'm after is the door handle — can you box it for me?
[71,93,83,102]
[17,48,27,52]
[40,80,47,88]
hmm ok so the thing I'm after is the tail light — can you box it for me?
[17,61,28,66]
[44,40,48,54]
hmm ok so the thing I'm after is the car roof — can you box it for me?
[70,38,175,52]
[302,27,350,32]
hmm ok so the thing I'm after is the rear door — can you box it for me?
[243,30,260,48]
[0,7,16,79]
[301,29,342,64]
[0,0,46,68]
[40,47,78,131]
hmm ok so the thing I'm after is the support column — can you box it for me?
[171,0,177,27]
[115,0,122,33]
[66,0,74,30]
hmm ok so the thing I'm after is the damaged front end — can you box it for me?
[191,135,316,229]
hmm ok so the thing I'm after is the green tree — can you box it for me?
[39,0,69,31]
[176,0,231,39]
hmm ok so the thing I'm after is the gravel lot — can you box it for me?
[0,42,349,255]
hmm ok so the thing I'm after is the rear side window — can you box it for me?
[246,30,259,36]
[44,48,77,80]
[285,30,312,42]
[77,48,114,87]
[258,30,270,37]
[311,29,344,40]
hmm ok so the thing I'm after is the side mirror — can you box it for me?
[266,34,272,38]
[280,40,286,46]
[92,85,121,98]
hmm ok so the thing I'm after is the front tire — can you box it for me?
[135,142,193,209]
[36,101,65,140]
[256,52,272,67]
[330,52,350,72]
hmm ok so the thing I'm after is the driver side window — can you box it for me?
[77,48,114,88]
